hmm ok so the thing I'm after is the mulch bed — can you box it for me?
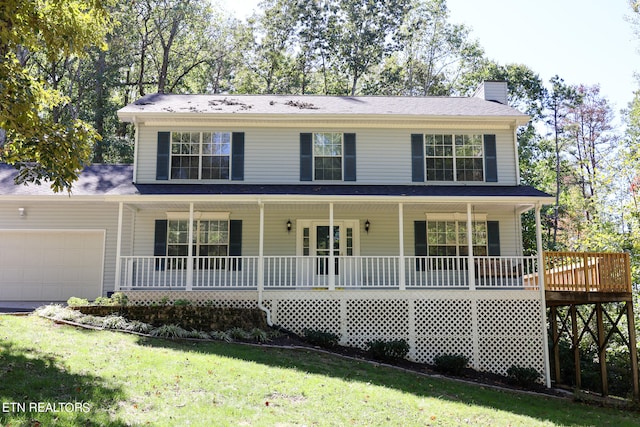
[263,328,569,399]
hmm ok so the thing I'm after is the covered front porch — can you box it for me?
[111,194,550,293]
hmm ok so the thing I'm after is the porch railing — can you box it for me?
[543,251,631,293]
[118,255,539,291]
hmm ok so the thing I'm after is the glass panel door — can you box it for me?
[316,225,339,275]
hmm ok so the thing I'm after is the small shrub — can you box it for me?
[303,329,340,349]
[35,304,65,318]
[434,354,469,376]
[209,331,232,342]
[250,328,270,343]
[77,315,105,328]
[67,297,90,307]
[150,324,190,339]
[365,339,410,362]
[102,315,128,330]
[506,365,541,387]
[93,296,112,306]
[227,327,251,341]
[124,320,153,334]
[52,307,84,322]
[173,299,192,307]
[111,292,128,306]
[160,296,170,306]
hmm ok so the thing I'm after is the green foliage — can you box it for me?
[506,365,541,387]
[173,299,192,307]
[227,327,251,341]
[0,0,112,192]
[209,330,233,342]
[111,292,128,306]
[66,297,90,307]
[123,320,153,334]
[365,339,410,362]
[150,324,190,339]
[102,315,128,330]
[250,328,270,343]
[433,354,469,376]
[303,329,340,349]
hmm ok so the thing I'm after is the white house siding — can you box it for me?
[0,201,122,298]
[130,202,522,258]
[135,126,517,186]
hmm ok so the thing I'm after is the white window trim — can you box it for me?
[425,213,487,221]
[166,212,230,221]
[313,132,344,182]
[170,131,232,180]
[424,133,485,182]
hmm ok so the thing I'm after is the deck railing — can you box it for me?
[543,251,631,293]
[118,255,539,291]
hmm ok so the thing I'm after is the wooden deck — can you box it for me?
[542,252,632,305]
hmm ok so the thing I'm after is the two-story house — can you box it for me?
[0,81,556,381]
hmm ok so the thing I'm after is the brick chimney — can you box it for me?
[473,80,508,105]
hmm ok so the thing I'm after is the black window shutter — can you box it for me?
[300,133,313,181]
[484,134,497,182]
[231,132,245,181]
[343,133,356,181]
[414,220,427,271]
[487,221,500,256]
[156,132,171,180]
[229,220,242,270]
[154,219,168,270]
[411,134,425,182]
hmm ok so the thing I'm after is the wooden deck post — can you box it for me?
[570,305,581,390]
[626,301,640,401]
[550,306,561,383]
[596,302,608,396]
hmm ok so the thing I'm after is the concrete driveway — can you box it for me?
[0,301,63,313]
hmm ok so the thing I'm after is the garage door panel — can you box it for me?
[0,230,104,301]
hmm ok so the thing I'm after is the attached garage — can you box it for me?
[0,230,105,301]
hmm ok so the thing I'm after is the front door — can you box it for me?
[297,220,359,287]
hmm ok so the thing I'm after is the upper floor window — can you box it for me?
[171,132,231,180]
[425,134,483,182]
[314,132,343,180]
[300,133,356,182]
[411,133,497,183]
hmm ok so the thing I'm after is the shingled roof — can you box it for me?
[0,164,552,201]
[117,93,529,123]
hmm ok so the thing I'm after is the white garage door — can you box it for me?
[0,230,104,301]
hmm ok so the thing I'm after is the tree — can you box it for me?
[562,85,615,224]
[544,76,581,249]
[0,0,112,192]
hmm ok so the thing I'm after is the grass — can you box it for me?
[0,315,639,426]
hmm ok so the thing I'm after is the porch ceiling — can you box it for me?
[122,199,537,215]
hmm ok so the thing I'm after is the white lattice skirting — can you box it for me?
[123,289,545,376]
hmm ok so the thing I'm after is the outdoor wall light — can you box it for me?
[18,207,25,218]
[287,219,292,233]
[365,219,370,234]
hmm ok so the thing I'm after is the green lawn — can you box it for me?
[0,315,638,426]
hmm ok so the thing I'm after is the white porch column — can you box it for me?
[329,202,335,290]
[398,203,406,290]
[258,202,265,292]
[186,203,194,291]
[536,203,552,388]
[466,203,476,290]
[114,202,124,291]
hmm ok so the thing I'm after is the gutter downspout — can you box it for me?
[257,201,272,326]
